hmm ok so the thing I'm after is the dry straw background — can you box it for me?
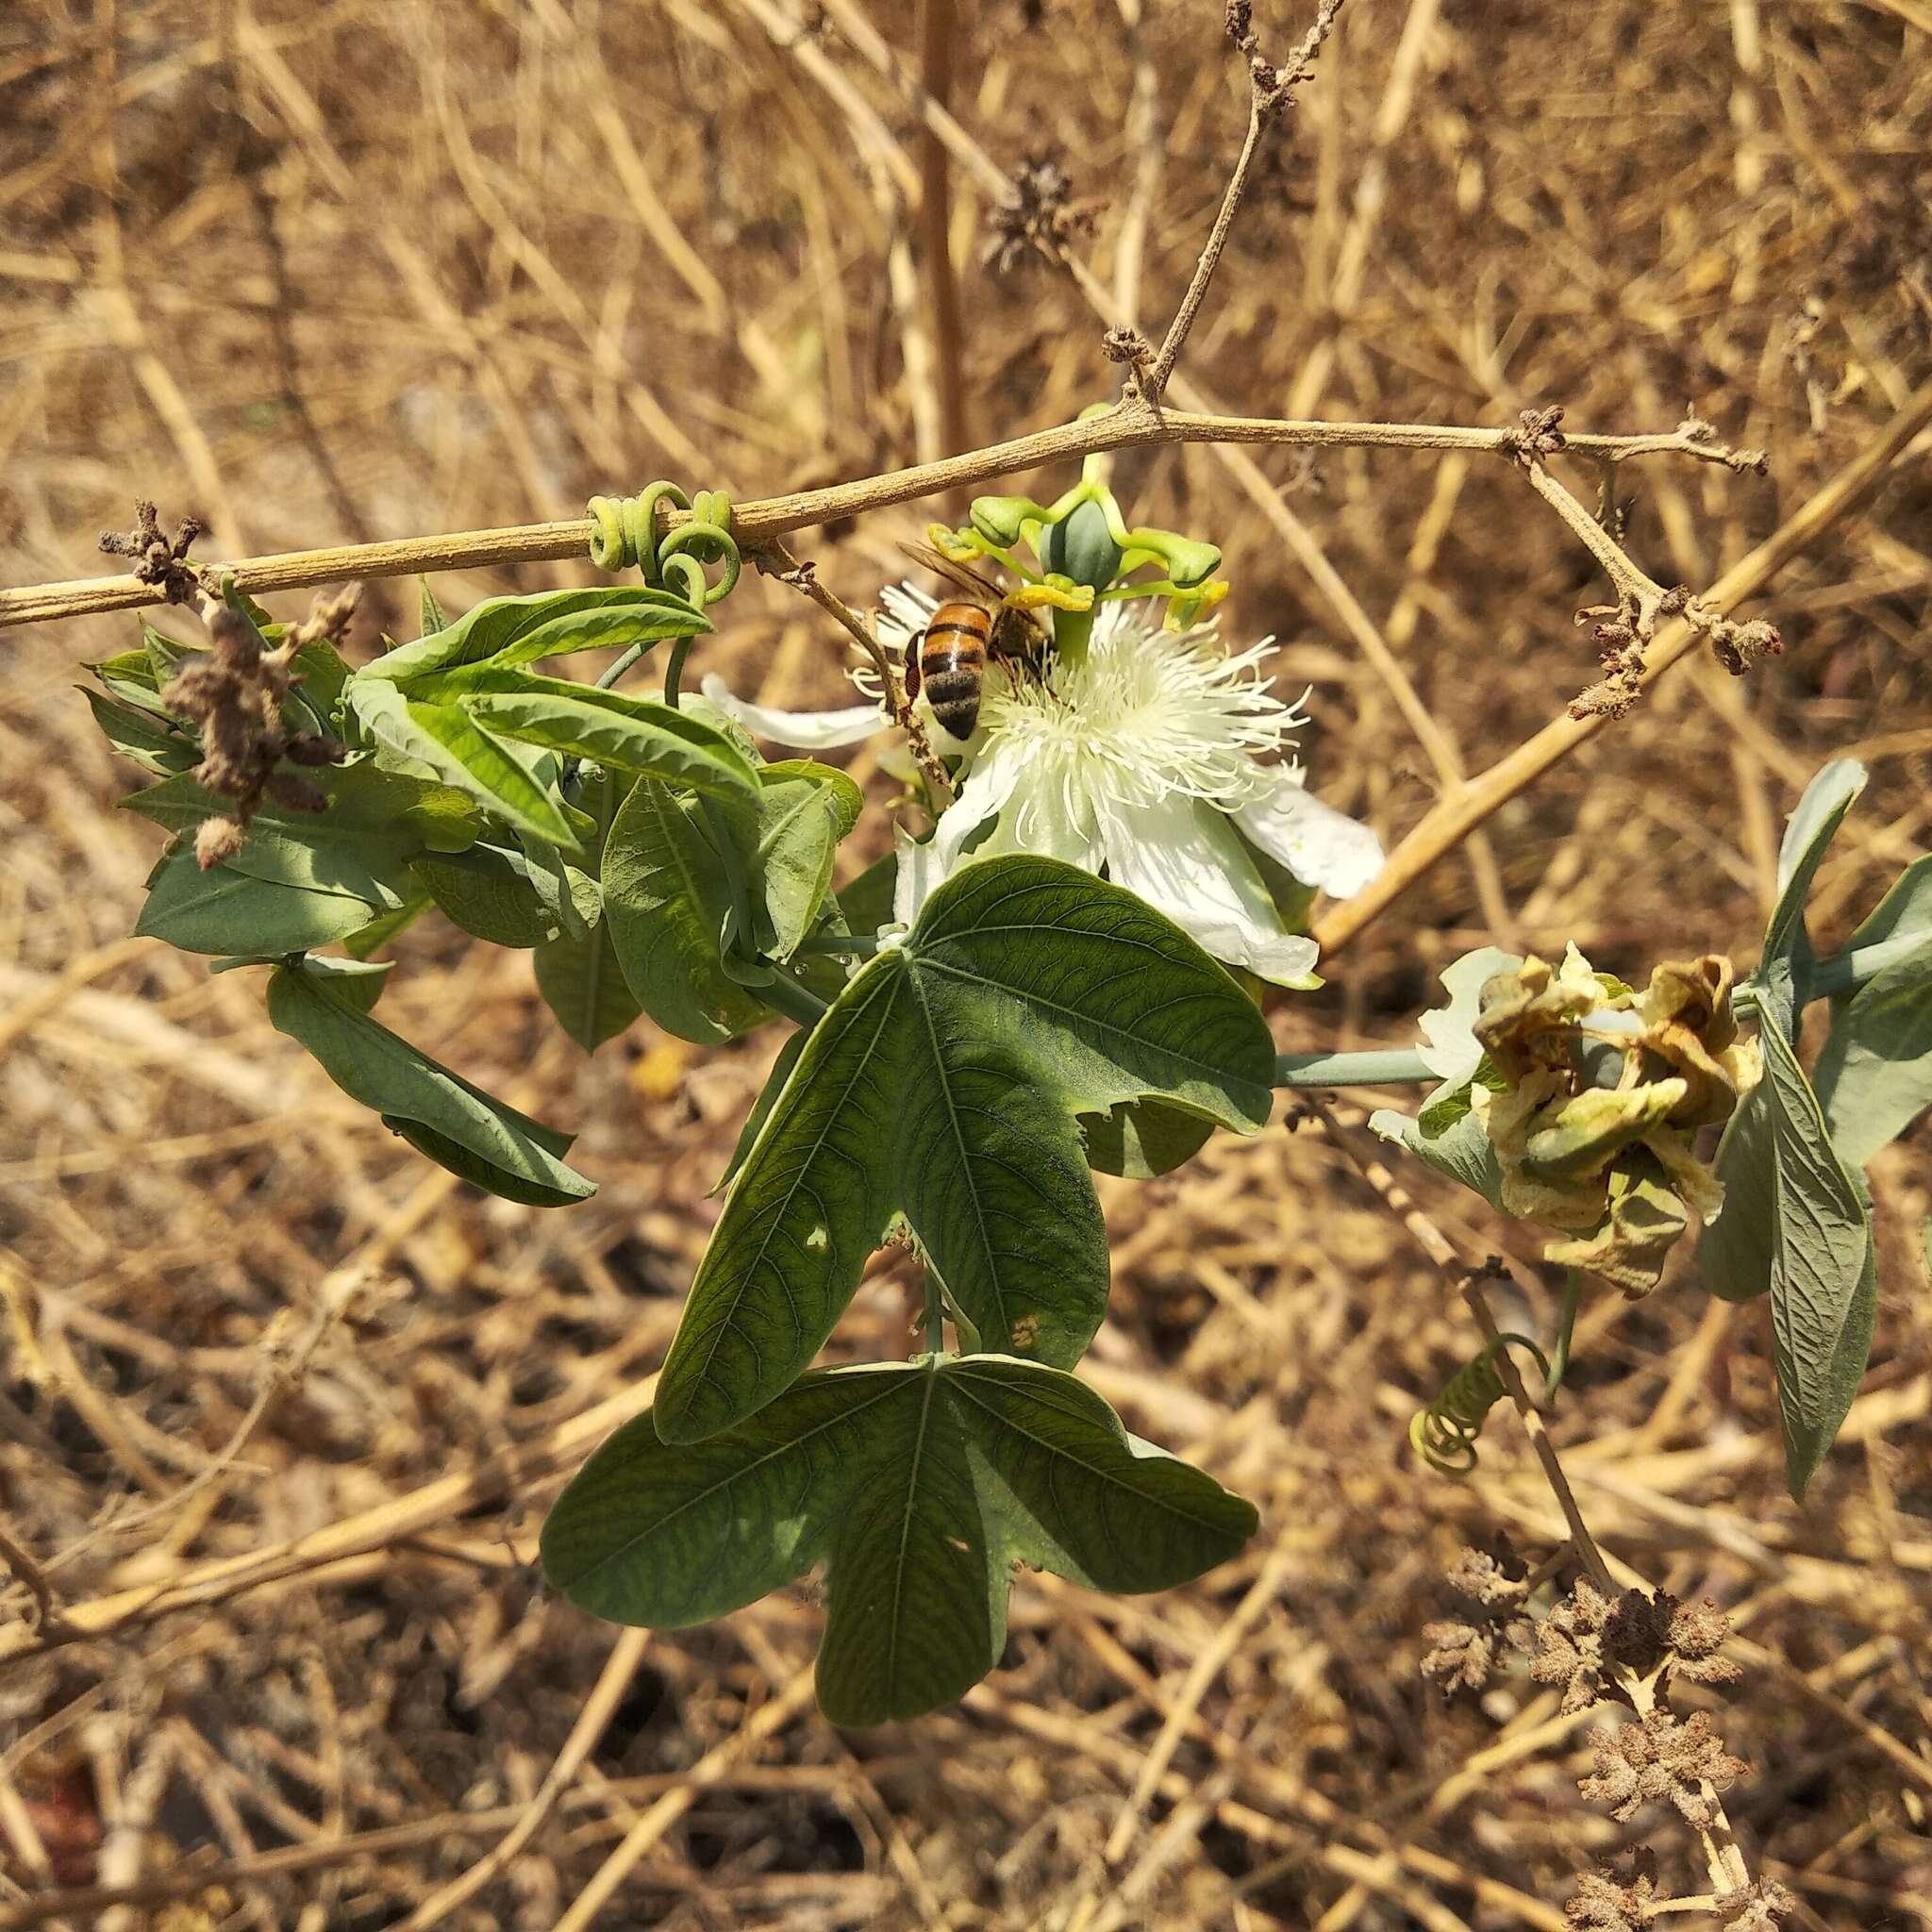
[3,0,1931,1926]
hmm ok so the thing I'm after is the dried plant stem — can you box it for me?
[915,0,968,456]
[1300,1095,1613,1588]
[1314,370,1932,957]
[0,1377,659,1667]
[0,408,1763,635]
[548,1666,820,1932]
[391,1625,652,1932]
[1617,1664,1754,1900]
[1301,1097,1761,1901]
[756,540,955,802]
[1141,95,1268,403]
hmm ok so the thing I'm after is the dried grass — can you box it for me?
[1,1,1930,1926]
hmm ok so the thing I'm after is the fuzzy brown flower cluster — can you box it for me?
[160,593,354,868]
[1578,1708,1749,1828]
[983,155,1094,275]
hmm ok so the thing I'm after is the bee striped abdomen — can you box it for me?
[918,601,992,739]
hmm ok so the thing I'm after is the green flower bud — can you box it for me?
[1038,498,1124,591]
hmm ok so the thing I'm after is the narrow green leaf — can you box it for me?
[458,679,758,803]
[93,645,161,691]
[1757,759,1867,1031]
[122,760,463,907]
[754,760,863,959]
[604,778,771,1045]
[346,678,579,849]
[287,636,352,727]
[535,919,641,1052]
[136,842,381,956]
[542,1354,1257,1725]
[83,690,200,774]
[1840,855,1932,960]
[1697,1010,1872,1496]
[1813,935,1932,1168]
[417,578,448,640]
[141,620,201,681]
[266,959,594,1203]
[654,857,1276,1443]
[362,588,710,689]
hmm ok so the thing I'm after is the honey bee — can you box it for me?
[896,542,1049,741]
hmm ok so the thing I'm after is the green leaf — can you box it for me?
[136,843,382,955]
[653,856,1276,1443]
[287,636,352,727]
[93,645,161,691]
[1757,759,1867,1032]
[410,843,585,948]
[363,588,710,689]
[713,1031,808,1197]
[1813,935,1932,1169]
[123,760,469,907]
[141,619,201,682]
[1369,1092,1510,1214]
[82,690,200,774]
[1696,1009,1873,1497]
[542,1353,1257,1725]
[1840,855,1932,963]
[836,850,900,940]
[604,778,771,1045]
[417,578,448,640]
[341,892,432,959]
[346,678,580,849]
[1080,1096,1216,1178]
[754,760,864,960]
[266,958,595,1204]
[458,678,758,804]
[535,918,641,1052]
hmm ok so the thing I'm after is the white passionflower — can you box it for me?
[701,587,1383,987]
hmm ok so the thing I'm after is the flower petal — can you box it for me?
[932,736,1028,873]
[1096,791,1320,988]
[697,674,885,750]
[1234,771,1384,899]
[892,824,945,931]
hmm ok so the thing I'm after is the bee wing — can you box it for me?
[895,539,1002,603]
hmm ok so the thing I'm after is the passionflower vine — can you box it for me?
[700,586,1383,986]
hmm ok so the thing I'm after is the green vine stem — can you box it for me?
[1544,1271,1584,1402]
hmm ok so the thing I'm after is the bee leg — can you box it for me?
[903,635,922,701]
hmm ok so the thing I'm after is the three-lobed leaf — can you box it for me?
[653,856,1276,1444]
[541,1353,1257,1724]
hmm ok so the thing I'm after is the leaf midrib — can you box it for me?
[911,954,1266,1108]
[674,962,906,1415]
[946,1367,1236,1535]
[564,1375,911,1597]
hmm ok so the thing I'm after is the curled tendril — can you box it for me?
[1410,1334,1551,1476]
[587,483,741,607]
